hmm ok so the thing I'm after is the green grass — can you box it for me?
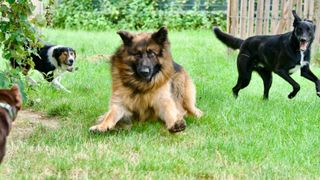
[1,28,320,178]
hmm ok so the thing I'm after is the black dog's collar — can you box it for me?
[0,102,16,121]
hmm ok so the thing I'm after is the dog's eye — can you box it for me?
[129,51,142,58]
[296,28,302,33]
[147,50,156,58]
[307,27,312,32]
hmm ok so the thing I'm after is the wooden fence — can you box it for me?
[227,0,320,47]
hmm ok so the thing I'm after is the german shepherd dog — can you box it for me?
[214,10,320,99]
[0,85,22,162]
[89,27,202,133]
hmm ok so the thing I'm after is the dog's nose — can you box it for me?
[68,59,74,65]
[138,67,151,78]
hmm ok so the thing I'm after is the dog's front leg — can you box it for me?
[89,104,128,133]
[301,66,320,97]
[26,76,38,86]
[154,98,186,133]
[275,70,300,99]
[52,72,71,93]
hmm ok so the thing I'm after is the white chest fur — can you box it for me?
[289,51,309,74]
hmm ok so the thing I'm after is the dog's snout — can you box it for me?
[300,38,307,42]
[68,59,74,65]
[138,67,151,78]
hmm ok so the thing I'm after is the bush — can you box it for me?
[50,0,227,31]
[0,0,43,100]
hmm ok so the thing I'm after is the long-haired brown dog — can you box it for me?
[0,85,22,162]
[90,27,202,133]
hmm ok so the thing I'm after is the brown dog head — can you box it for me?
[112,27,175,92]
[0,84,22,121]
[52,47,77,72]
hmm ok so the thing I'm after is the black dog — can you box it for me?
[214,10,320,99]
[11,43,76,93]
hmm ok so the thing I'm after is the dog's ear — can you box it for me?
[52,48,64,60]
[152,27,168,45]
[117,31,133,46]
[292,10,302,27]
[10,84,22,110]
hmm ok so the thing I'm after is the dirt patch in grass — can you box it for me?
[9,109,60,140]
[87,54,111,62]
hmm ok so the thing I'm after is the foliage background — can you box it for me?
[50,0,227,31]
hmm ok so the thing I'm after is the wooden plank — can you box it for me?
[312,0,320,57]
[263,0,271,34]
[309,0,314,20]
[286,0,293,31]
[316,0,320,42]
[247,0,255,36]
[230,0,239,36]
[271,0,279,32]
[227,0,231,33]
[276,0,289,34]
[239,0,248,38]
[256,0,264,35]
[304,0,309,18]
[297,0,302,16]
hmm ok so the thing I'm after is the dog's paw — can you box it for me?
[193,108,203,119]
[64,89,71,93]
[89,125,112,133]
[168,120,186,133]
[288,92,297,99]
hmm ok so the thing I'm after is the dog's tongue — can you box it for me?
[300,41,308,51]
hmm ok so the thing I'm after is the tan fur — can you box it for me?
[58,52,68,65]
[90,28,202,133]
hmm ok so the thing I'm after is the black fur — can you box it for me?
[213,10,320,99]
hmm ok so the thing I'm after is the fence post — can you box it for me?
[263,0,271,34]
[240,0,248,38]
[271,0,279,32]
[256,0,264,35]
[247,0,255,37]
[230,0,238,36]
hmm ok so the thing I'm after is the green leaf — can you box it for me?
[0,5,9,12]
[7,0,15,4]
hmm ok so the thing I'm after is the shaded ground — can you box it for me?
[9,109,60,140]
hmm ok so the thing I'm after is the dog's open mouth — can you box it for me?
[299,39,309,51]
[66,66,74,72]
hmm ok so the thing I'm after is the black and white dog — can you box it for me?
[11,43,76,93]
[214,10,320,99]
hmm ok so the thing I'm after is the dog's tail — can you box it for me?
[213,27,244,50]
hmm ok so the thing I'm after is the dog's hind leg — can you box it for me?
[256,68,272,99]
[300,66,320,97]
[232,54,253,98]
[275,70,300,99]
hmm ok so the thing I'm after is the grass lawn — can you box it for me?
[1,28,320,178]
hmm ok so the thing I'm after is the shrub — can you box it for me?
[50,0,227,31]
[0,0,43,100]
